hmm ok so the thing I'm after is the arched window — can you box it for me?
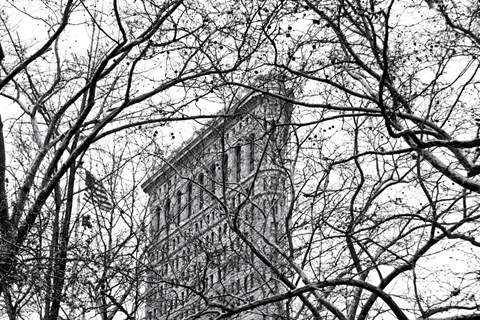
[235,145,242,182]
[198,173,204,209]
[187,182,193,218]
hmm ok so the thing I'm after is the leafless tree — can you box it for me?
[0,0,277,318]
[203,0,480,320]
[3,0,480,319]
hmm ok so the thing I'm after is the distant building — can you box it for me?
[142,89,292,319]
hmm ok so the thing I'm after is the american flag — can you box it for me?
[84,170,113,212]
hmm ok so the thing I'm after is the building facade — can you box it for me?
[142,90,292,320]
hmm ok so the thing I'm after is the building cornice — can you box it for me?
[141,90,265,194]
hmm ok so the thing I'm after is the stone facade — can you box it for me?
[142,90,292,320]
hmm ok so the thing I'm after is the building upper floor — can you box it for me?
[141,91,293,244]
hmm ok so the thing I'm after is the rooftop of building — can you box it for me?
[141,72,292,194]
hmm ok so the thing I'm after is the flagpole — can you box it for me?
[76,163,83,222]
[75,162,88,320]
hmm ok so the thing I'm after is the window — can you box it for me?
[231,255,240,272]
[272,198,278,216]
[236,278,241,292]
[187,182,192,218]
[198,173,204,209]
[209,163,216,194]
[222,153,229,182]
[176,190,182,224]
[235,145,242,182]
[249,134,255,173]
[155,206,161,230]
[165,199,171,224]
[271,176,279,190]
[247,205,254,222]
